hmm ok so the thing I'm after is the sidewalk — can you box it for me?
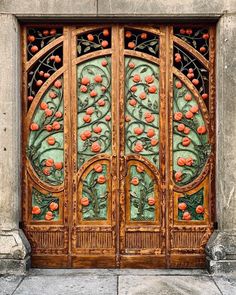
[0,269,235,295]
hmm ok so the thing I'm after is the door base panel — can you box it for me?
[120,255,166,268]
[169,254,206,268]
[31,255,69,268]
[71,255,116,268]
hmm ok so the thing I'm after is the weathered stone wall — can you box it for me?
[0,0,235,274]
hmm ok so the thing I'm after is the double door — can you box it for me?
[22,24,215,268]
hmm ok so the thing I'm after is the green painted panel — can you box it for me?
[77,56,112,168]
[178,188,204,221]
[173,77,211,185]
[81,164,108,220]
[125,57,159,167]
[27,77,64,186]
[130,165,156,221]
[32,188,59,221]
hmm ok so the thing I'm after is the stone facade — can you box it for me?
[0,0,235,274]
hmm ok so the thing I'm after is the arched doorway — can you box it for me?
[22,24,215,268]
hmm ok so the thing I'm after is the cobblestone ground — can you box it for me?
[0,269,235,295]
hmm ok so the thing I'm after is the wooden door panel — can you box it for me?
[71,26,117,266]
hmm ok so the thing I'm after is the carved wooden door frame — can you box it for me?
[22,24,215,268]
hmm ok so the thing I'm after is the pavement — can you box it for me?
[0,269,235,295]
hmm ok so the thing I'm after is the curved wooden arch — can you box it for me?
[25,66,65,135]
[77,154,111,182]
[124,25,161,36]
[72,49,112,65]
[124,49,160,65]
[173,36,210,70]
[26,160,64,193]
[26,36,64,72]
[125,154,160,181]
[173,67,210,129]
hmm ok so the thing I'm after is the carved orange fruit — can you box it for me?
[45,108,53,117]
[177,124,185,132]
[103,28,109,36]
[174,112,183,121]
[177,158,186,166]
[133,74,141,83]
[139,92,146,100]
[128,62,135,68]
[105,115,111,121]
[182,137,191,146]
[131,86,137,92]
[28,35,35,42]
[197,125,207,134]
[83,115,91,123]
[90,90,97,97]
[202,33,209,40]
[131,177,139,185]
[136,165,144,173]
[55,111,62,118]
[84,130,92,138]
[49,91,57,99]
[101,60,108,66]
[32,206,41,215]
[141,32,147,39]
[134,142,143,153]
[81,197,89,206]
[93,126,102,134]
[45,211,53,220]
[148,197,155,206]
[36,80,43,87]
[128,42,135,49]
[175,171,182,182]
[87,34,94,41]
[145,75,154,84]
[40,102,48,110]
[185,157,194,166]
[45,158,54,167]
[54,162,63,170]
[97,175,106,184]
[148,85,157,93]
[54,55,61,63]
[178,202,187,211]
[91,142,101,153]
[185,94,192,101]
[49,202,58,211]
[81,77,90,85]
[175,81,183,89]
[94,164,103,173]
[30,123,39,131]
[182,211,191,220]
[98,99,105,106]
[30,45,38,53]
[202,93,208,100]
[52,121,60,130]
[147,128,155,138]
[50,29,57,35]
[151,138,158,146]
[192,79,199,86]
[28,96,34,101]
[125,31,132,38]
[46,125,52,131]
[86,107,94,115]
[101,40,108,48]
[183,127,190,134]
[196,205,204,214]
[185,111,194,119]
[94,75,103,83]
[134,127,143,135]
[190,105,199,113]
[54,80,62,88]
[129,99,137,106]
[43,167,51,176]
[47,136,56,145]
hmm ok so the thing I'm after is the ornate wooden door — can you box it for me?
[22,24,215,268]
